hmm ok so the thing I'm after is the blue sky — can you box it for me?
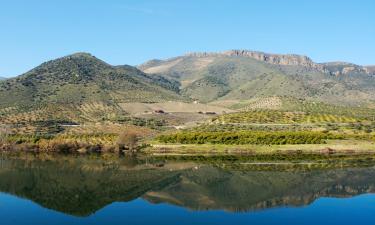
[1,0,374,77]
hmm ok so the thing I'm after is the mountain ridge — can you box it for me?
[140,49,373,76]
[139,50,375,104]
[184,50,326,71]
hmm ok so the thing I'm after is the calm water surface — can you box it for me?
[0,155,375,225]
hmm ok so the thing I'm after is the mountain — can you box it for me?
[0,53,183,124]
[139,50,375,105]
[0,76,6,81]
[2,50,374,127]
[144,166,375,212]
[0,53,181,107]
[0,157,182,216]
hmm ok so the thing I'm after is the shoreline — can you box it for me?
[2,139,375,156]
[147,139,375,155]
[2,149,375,172]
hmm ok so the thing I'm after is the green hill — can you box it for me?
[139,50,375,105]
[0,53,184,125]
[0,53,182,107]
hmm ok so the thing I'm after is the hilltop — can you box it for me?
[0,53,182,107]
[0,53,185,130]
[139,50,375,105]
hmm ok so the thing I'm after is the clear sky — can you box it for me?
[1,0,374,77]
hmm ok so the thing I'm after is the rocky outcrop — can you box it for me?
[185,50,374,76]
[322,62,372,76]
[186,50,328,72]
[224,50,319,68]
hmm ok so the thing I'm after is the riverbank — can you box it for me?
[3,124,375,156]
[2,134,375,157]
[148,139,375,156]
[3,148,375,172]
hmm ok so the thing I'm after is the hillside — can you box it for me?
[0,53,184,127]
[139,50,375,105]
[0,53,182,107]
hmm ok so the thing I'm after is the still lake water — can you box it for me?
[1,155,375,225]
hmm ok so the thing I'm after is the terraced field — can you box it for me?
[119,101,234,115]
[0,102,125,123]
[280,98,375,118]
[211,97,283,110]
[213,110,361,124]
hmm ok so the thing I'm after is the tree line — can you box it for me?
[157,131,345,145]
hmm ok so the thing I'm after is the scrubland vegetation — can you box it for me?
[0,130,148,154]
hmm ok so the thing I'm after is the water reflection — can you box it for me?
[0,155,375,216]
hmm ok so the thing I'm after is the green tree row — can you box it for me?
[157,131,345,145]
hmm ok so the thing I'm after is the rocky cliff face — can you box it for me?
[185,50,327,72]
[138,49,375,105]
[185,50,373,76]
[322,62,372,76]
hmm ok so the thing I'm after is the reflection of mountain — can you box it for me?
[0,157,375,216]
[144,166,375,212]
[0,157,183,216]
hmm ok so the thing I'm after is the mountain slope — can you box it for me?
[139,50,375,105]
[0,53,182,108]
[0,53,184,126]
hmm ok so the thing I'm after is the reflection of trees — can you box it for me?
[0,158,183,216]
[0,157,374,216]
